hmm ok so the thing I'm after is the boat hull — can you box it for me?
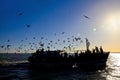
[29,52,109,70]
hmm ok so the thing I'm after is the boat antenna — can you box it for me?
[85,38,90,51]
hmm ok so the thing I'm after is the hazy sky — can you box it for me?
[0,0,120,53]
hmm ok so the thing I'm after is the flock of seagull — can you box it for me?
[0,12,90,53]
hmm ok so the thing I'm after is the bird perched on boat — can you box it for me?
[83,15,90,19]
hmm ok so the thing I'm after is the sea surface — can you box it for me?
[0,53,120,80]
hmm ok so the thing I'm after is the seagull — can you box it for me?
[26,24,30,28]
[50,41,53,43]
[40,43,44,47]
[80,40,83,43]
[83,15,90,19]
[41,37,43,39]
[7,45,11,48]
[18,12,23,16]
[68,40,70,42]
[47,46,50,50]
[54,33,56,36]
[0,46,4,48]
[17,50,20,52]
[33,37,35,39]
[58,39,60,41]
[55,42,57,44]
[25,38,27,40]
[62,32,65,34]
[67,38,70,40]
[63,40,65,43]
[48,43,50,45]
[7,40,10,42]
[21,40,23,42]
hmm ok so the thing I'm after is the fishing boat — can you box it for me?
[28,38,110,70]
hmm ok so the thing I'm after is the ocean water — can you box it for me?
[0,53,120,80]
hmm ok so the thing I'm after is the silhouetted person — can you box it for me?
[75,52,78,58]
[92,49,95,54]
[85,38,90,51]
[41,48,44,54]
[65,52,68,57]
[36,49,40,54]
[100,46,103,53]
[95,46,99,53]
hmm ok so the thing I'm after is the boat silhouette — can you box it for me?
[28,38,110,70]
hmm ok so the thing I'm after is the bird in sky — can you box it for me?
[55,42,57,44]
[18,12,23,16]
[33,37,36,39]
[0,46,4,48]
[7,40,10,42]
[21,40,23,42]
[83,15,90,19]
[48,43,50,45]
[41,37,43,39]
[50,41,53,43]
[26,24,30,28]
[7,44,11,49]
[63,40,65,43]
[62,32,65,34]
[25,38,27,40]
[54,33,56,36]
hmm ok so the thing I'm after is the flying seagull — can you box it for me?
[7,45,11,48]
[54,33,56,36]
[26,24,30,28]
[83,15,90,19]
[18,12,23,16]
[7,40,10,42]
[25,38,27,40]
[62,32,65,34]
[21,40,23,42]
[0,46,4,48]
[41,37,43,39]
[33,37,35,39]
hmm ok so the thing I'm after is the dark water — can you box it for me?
[0,53,120,80]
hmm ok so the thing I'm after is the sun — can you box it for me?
[104,14,120,32]
[109,15,119,29]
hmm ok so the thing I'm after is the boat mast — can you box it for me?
[85,38,90,51]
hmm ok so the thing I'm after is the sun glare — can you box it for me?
[104,13,120,32]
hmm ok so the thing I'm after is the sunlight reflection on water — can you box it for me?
[1,53,120,80]
[106,53,120,80]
